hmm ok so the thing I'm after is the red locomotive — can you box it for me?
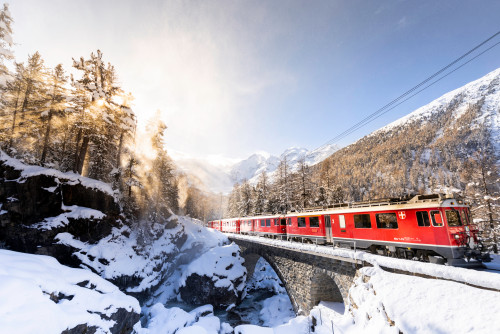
[209,194,489,267]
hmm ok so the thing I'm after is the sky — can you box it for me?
[7,0,500,161]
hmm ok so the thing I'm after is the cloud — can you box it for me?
[397,16,408,28]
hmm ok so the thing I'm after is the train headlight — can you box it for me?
[454,234,460,240]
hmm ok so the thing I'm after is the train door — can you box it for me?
[325,215,332,243]
[280,218,287,234]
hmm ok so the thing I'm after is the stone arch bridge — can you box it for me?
[229,236,367,315]
[229,236,500,315]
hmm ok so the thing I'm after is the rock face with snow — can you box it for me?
[178,243,247,309]
[0,249,140,334]
[0,152,120,267]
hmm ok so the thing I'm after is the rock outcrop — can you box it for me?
[0,152,121,267]
[178,243,247,309]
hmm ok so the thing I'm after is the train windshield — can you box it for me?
[460,210,469,226]
[430,211,443,226]
[445,210,462,227]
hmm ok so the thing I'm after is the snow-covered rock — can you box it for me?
[246,257,286,295]
[178,243,247,308]
[56,215,229,304]
[0,151,121,267]
[136,303,233,334]
[0,249,140,334]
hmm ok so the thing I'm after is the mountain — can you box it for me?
[173,144,340,193]
[317,67,500,203]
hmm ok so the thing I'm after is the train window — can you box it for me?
[266,219,271,227]
[287,218,292,226]
[416,211,430,226]
[280,219,287,226]
[446,210,462,227]
[459,210,468,226]
[309,216,320,227]
[430,211,443,226]
[465,208,471,225]
[260,220,265,227]
[376,213,398,229]
[339,215,346,229]
[354,214,371,228]
[298,217,306,227]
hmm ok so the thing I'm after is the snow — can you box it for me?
[227,233,500,291]
[258,294,295,327]
[0,151,115,197]
[235,264,500,334]
[246,257,286,294]
[0,249,140,334]
[136,304,226,334]
[56,215,229,297]
[178,243,246,291]
[32,204,105,230]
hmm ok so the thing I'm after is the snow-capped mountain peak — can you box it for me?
[172,144,340,193]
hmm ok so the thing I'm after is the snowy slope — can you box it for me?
[374,67,500,145]
[0,250,140,334]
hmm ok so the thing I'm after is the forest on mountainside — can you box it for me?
[226,74,500,252]
[0,4,219,224]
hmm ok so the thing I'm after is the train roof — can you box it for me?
[229,194,469,221]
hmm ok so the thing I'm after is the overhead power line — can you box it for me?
[317,30,500,150]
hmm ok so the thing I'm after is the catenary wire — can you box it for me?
[315,30,500,150]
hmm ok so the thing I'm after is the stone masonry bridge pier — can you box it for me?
[229,236,368,315]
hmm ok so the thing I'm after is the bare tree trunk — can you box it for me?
[40,109,53,165]
[116,130,124,168]
[76,136,89,175]
[8,89,21,149]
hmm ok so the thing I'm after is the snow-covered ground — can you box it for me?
[2,232,499,333]
[235,263,500,334]
[0,250,140,334]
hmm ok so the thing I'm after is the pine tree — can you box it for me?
[9,52,49,162]
[461,138,500,252]
[40,64,68,166]
[0,3,13,87]
[275,155,292,213]
[296,156,313,210]
[144,116,179,219]
[71,50,123,178]
[252,171,269,214]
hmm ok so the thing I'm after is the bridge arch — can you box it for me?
[310,269,344,307]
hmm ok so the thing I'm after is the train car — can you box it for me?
[210,220,222,231]
[252,214,287,238]
[240,218,254,235]
[221,217,240,234]
[284,194,483,266]
[220,194,487,266]
[285,213,327,244]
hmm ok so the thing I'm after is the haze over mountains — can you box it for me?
[173,144,340,193]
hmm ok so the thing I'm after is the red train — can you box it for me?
[208,194,489,267]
